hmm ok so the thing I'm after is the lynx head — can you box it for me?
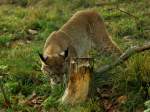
[39,48,69,85]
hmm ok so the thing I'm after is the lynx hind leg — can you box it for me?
[91,17,122,56]
[94,33,122,56]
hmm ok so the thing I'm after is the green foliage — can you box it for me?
[113,19,137,37]
[0,65,8,71]
[0,93,4,108]
[42,95,59,109]
[35,84,51,96]
[111,52,150,111]
[144,100,150,112]
[58,99,103,112]
[13,0,28,6]
[42,84,64,110]
[0,34,12,46]
[5,81,20,94]
[70,0,96,9]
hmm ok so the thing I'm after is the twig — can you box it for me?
[94,2,139,20]
[116,7,139,20]
[97,43,150,74]
[95,2,117,7]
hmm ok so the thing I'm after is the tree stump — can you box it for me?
[61,57,94,105]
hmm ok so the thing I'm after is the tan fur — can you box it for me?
[40,10,122,84]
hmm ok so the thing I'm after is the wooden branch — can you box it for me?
[94,2,139,20]
[97,43,150,74]
[116,7,139,19]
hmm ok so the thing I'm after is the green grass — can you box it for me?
[0,0,149,111]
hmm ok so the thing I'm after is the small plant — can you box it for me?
[42,84,64,110]
[0,34,12,47]
[144,100,150,112]
[0,65,11,108]
[5,82,20,94]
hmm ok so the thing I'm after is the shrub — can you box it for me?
[0,34,12,46]
[5,82,20,94]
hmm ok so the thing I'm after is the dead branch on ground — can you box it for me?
[97,43,150,74]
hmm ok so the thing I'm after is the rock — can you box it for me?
[26,40,31,44]
[123,35,133,41]
[28,29,38,35]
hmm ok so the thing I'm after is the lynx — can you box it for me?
[39,10,122,85]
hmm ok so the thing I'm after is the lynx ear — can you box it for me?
[38,52,48,63]
[59,48,69,58]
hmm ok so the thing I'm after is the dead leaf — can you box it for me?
[116,96,127,104]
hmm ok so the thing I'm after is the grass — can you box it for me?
[0,0,149,111]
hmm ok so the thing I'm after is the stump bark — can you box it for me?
[61,58,94,105]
